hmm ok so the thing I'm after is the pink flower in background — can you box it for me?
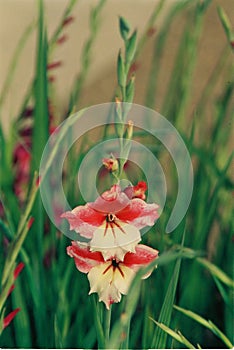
[67,241,158,309]
[61,184,159,261]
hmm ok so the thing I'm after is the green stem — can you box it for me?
[104,305,112,346]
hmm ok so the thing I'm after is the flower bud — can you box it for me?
[102,157,119,172]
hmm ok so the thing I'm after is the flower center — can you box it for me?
[102,259,124,278]
[111,259,119,268]
[106,213,116,222]
[104,213,126,238]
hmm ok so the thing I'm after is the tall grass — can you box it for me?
[0,0,233,348]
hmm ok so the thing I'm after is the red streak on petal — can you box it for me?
[3,308,21,329]
[117,265,124,277]
[102,263,112,275]
[113,221,126,234]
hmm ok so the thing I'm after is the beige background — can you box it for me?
[0,0,233,132]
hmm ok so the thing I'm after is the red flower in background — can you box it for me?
[3,308,21,329]
[1,263,24,332]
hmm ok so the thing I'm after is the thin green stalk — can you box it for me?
[1,172,38,288]
[104,306,112,346]
[91,295,105,349]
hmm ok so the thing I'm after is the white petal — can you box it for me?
[95,240,139,262]
[88,263,122,309]
[98,284,122,309]
[90,221,141,260]
[88,262,112,294]
[113,265,135,295]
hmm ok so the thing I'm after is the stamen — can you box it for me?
[104,221,109,236]
[109,222,116,238]
[102,263,112,275]
[113,220,126,234]
[117,265,124,277]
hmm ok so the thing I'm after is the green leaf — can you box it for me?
[196,257,234,288]
[32,0,49,172]
[174,305,233,348]
[150,319,195,349]
[151,222,186,348]
[119,16,130,40]
[217,6,232,42]
[117,50,126,88]
[126,30,137,64]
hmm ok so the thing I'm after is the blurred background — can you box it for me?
[0,0,233,130]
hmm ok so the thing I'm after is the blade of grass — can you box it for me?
[195,257,234,288]
[1,172,38,289]
[151,221,186,348]
[174,305,233,348]
[150,319,196,349]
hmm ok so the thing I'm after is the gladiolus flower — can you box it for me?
[3,308,21,329]
[67,241,158,309]
[61,184,159,260]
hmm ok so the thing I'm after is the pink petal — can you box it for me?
[67,242,104,273]
[61,205,105,238]
[90,185,130,213]
[124,244,159,269]
[3,308,21,329]
[117,198,159,229]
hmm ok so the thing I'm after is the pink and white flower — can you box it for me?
[67,241,159,309]
[61,184,159,260]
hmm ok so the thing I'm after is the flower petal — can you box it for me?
[90,185,130,214]
[117,199,159,229]
[61,205,105,238]
[90,221,141,260]
[67,241,104,273]
[124,244,159,277]
[113,265,135,295]
[88,262,122,309]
